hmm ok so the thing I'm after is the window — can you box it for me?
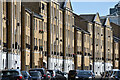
[36,19,37,30]
[28,16,30,27]
[34,19,35,30]
[34,38,35,46]
[28,36,29,44]
[36,38,37,46]
[39,39,40,46]
[25,13,27,27]
[54,8,56,16]
[60,28,62,37]
[39,21,40,30]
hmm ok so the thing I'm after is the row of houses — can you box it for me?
[0,0,120,76]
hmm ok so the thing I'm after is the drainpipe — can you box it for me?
[47,2,51,69]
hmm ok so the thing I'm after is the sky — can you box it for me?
[71,2,118,16]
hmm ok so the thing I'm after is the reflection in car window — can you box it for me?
[78,71,91,75]
[2,71,19,76]
[30,72,40,77]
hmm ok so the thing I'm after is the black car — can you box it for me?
[29,68,49,80]
[29,71,42,80]
[75,70,95,80]
[1,69,23,80]
[68,70,79,80]
[111,70,120,80]
[21,71,32,80]
[55,70,66,80]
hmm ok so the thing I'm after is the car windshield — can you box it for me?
[78,71,91,75]
[112,71,118,75]
[30,72,40,77]
[21,71,29,77]
[30,69,44,75]
[48,70,53,75]
[2,71,19,76]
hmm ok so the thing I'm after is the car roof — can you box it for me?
[112,69,120,71]
[30,71,41,73]
[29,68,45,70]
[2,69,20,72]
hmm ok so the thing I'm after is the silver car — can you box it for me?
[29,71,42,80]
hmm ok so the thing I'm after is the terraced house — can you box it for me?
[110,22,120,69]
[79,13,106,76]
[47,0,74,72]
[21,8,31,71]
[101,17,113,72]
[113,37,119,69]
[21,7,44,71]
[74,14,92,70]
[1,0,120,76]
[0,1,21,70]
[22,0,75,72]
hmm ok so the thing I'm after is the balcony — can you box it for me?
[0,40,1,45]
[3,48,7,52]
[34,46,38,50]
[3,43,7,47]
[115,58,119,60]
[39,29,44,33]
[28,45,30,49]
[26,43,29,49]
[88,53,92,56]
[45,52,47,56]
[12,44,14,48]
[39,46,43,51]
[60,39,62,42]
[15,42,18,49]
[60,52,63,56]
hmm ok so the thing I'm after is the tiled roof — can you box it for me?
[111,22,120,38]
[79,14,96,22]
[100,18,106,26]
[58,0,66,9]
[58,0,73,10]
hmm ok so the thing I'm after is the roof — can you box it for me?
[74,13,90,35]
[25,8,44,21]
[2,69,21,72]
[79,14,96,22]
[58,0,65,9]
[74,14,88,31]
[34,13,44,21]
[100,18,106,26]
[111,22,120,38]
[58,0,73,10]
[113,36,120,42]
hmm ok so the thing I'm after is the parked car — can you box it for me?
[29,68,49,80]
[1,69,23,80]
[55,70,66,80]
[110,69,120,79]
[47,70,56,80]
[111,70,120,80]
[75,70,95,80]
[103,70,112,79]
[21,71,32,80]
[63,72,68,79]
[0,70,2,80]
[46,71,51,80]
[68,70,79,80]
[29,71,42,80]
